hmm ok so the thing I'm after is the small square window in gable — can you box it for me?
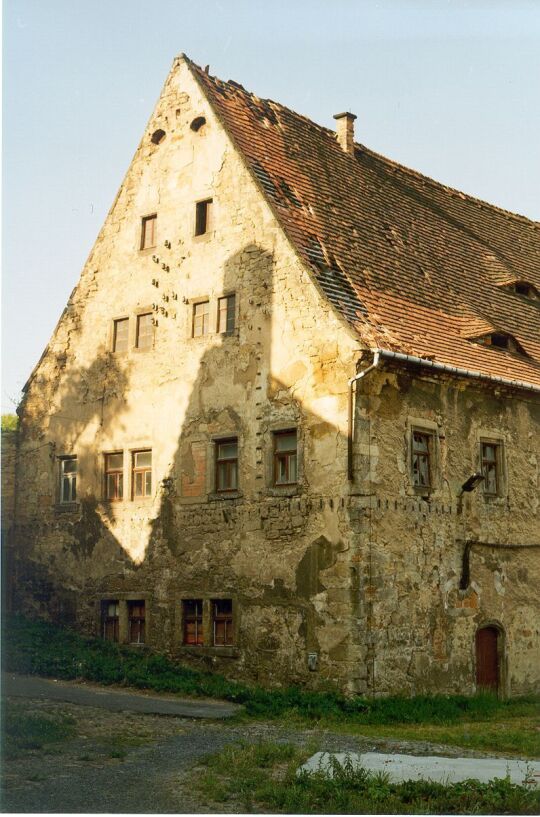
[195,199,212,236]
[140,215,157,250]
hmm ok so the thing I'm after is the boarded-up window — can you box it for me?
[102,600,119,642]
[136,313,153,350]
[274,430,297,485]
[481,442,500,495]
[192,301,210,337]
[132,450,152,498]
[215,438,238,492]
[412,431,431,488]
[128,600,145,644]
[140,215,157,250]
[183,599,203,645]
[195,199,212,236]
[59,457,77,503]
[113,318,129,352]
[212,599,233,646]
[105,452,123,501]
[218,294,236,334]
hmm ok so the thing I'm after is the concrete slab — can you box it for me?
[299,751,540,788]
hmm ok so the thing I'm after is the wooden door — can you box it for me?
[476,626,499,691]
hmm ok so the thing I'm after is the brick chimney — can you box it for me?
[333,112,357,155]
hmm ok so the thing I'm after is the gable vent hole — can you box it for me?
[151,129,166,145]
[190,116,206,132]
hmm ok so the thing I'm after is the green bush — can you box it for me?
[4,615,537,726]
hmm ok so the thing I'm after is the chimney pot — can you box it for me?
[333,112,357,155]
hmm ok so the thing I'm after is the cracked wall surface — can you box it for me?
[9,57,540,696]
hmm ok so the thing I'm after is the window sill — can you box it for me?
[267,484,301,498]
[54,502,80,514]
[208,491,243,502]
[179,645,239,659]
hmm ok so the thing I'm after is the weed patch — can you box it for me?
[196,741,540,814]
[3,703,76,759]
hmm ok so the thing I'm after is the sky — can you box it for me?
[2,0,540,413]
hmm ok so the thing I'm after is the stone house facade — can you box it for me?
[9,55,540,696]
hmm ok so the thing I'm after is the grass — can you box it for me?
[4,615,539,756]
[196,741,540,814]
[3,702,76,759]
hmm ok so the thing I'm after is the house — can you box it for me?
[9,54,540,696]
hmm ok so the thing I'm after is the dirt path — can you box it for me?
[1,679,510,813]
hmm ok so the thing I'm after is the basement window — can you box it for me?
[273,430,298,485]
[217,294,236,334]
[140,214,157,250]
[212,599,233,646]
[59,457,77,503]
[183,599,203,646]
[195,199,212,236]
[101,600,119,642]
[128,600,146,644]
[112,318,129,353]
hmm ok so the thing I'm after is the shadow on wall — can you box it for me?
[12,244,353,674]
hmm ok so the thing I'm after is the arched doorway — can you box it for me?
[475,626,500,692]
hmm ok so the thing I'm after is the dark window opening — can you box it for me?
[136,313,153,350]
[102,600,119,642]
[59,457,77,503]
[113,318,129,353]
[192,301,210,337]
[273,430,297,485]
[183,599,203,645]
[217,294,236,334]
[128,600,145,644]
[195,199,212,236]
[151,128,166,145]
[132,450,152,498]
[105,452,123,501]
[190,116,206,132]
[212,599,233,646]
[215,438,238,492]
[481,442,500,495]
[412,431,431,489]
[140,215,157,250]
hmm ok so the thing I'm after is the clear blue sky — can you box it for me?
[3,0,540,412]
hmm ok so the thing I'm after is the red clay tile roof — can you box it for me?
[188,59,540,389]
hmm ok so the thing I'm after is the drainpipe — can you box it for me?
[348,350,381,481]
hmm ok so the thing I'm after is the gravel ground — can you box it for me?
[1,691,509,814]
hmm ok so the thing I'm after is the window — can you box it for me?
[112,318,129,353]
[105,452,123,501]
[481,442,501,495]
[135,313,153,350]
[132,450,152,498]
[151,128,166,145]
[505,281,538,300]
[212,599,233,646]
[102,601,119,642]
[215,438,238,492]
[128,600,145,644]
[273,430,297,485]
[59,457,77,503]
[183,599,203,645]
[218,294,236,334]
[192,301,210,337]
[195,199,212,236]
[140,215,157,250]
[411,431,431,489]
